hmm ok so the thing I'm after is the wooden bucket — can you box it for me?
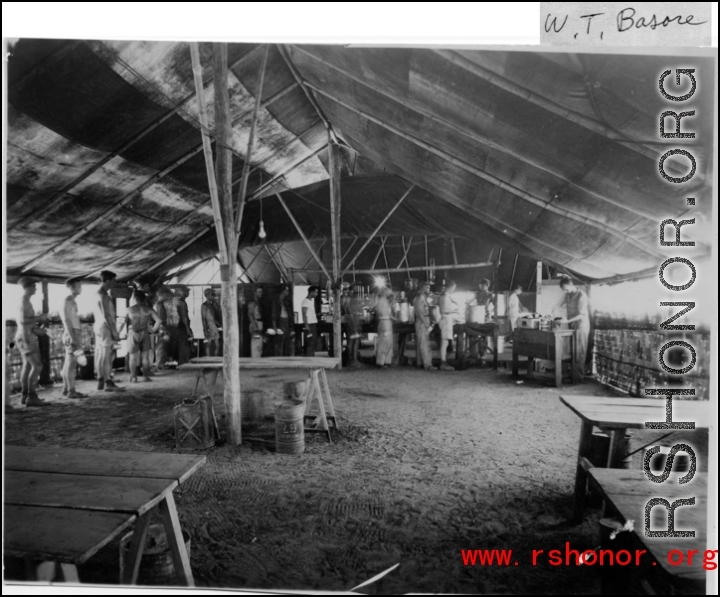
[119,524,191,586]
[274,400,305,455]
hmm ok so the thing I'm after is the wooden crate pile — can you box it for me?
[593,329,710,400]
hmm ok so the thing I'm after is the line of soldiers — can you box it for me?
[9,272,199,409]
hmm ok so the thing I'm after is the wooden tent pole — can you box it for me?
[235,45,270,240]
[382,241,392,287]
[450,238,458,265]
[329,137,343,367]
[267,245,291,282]
[370,237,388,271]
[397,236,413,271]
[509,254,519,290]
[275,191,333,281]
[213,43,242,445]
[341,184,415,276]
[190,43,228,264]
[340,238,358,267]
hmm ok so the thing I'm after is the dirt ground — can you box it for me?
[3,356,709,594]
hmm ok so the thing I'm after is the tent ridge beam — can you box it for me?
[306,83,664,261]
[293,44,664,224]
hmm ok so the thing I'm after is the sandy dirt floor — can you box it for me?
[3,356,709,594]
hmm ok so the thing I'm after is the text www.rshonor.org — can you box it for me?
[460,545,718,569]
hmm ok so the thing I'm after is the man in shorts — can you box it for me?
[174,286,194,365]
[126,290,162,382]
[60,277,88,399]
[201,288,221,357]
[15,277,50,406]
[94,270,122,391]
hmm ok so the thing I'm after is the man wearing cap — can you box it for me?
[174,286,194,366]
[271,285,294,357]
[60,278,87,399]
[15,277,50,406]
[201,288,222,357]
[94,270,122,391]
[413,281,437,371]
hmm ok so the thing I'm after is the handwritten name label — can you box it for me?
[541,2,710,46]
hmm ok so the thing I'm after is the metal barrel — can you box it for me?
[274,399,305,455]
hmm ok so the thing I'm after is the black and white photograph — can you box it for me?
[3,4,717,595]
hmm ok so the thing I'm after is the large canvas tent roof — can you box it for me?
[5,40,715,286]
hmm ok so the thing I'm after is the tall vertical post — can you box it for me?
[328,135,342,369]
[39,280,51,386]
[536,260,543,297]
[213,43,242,445]
[493,250,502,370]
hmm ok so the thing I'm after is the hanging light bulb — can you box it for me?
[257,183,267,239]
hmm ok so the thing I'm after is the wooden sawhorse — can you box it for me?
[302,368,338,442]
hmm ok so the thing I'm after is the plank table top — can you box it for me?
[589,468,709,582]
[183,356,339,370]
[560,395,712,429]
[4,446,206,570]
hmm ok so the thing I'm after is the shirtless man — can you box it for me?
[15,277,50,406]
[60,277,87,399]
[94,270,122,391]
[126,291,162,382]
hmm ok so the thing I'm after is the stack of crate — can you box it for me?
[593,327,710,400]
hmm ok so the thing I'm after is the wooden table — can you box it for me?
[4,445,205,585]
[180,356,340,401]
[512,328,578,386]
[589,468,708,589]
[560,395,711,523]
[455,321,509,369]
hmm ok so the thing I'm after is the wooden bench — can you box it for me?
[560,395,711,523]
[588,468,708,592]
[4,445,205,586]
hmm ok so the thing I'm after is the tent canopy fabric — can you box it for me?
[5,40,715,286]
